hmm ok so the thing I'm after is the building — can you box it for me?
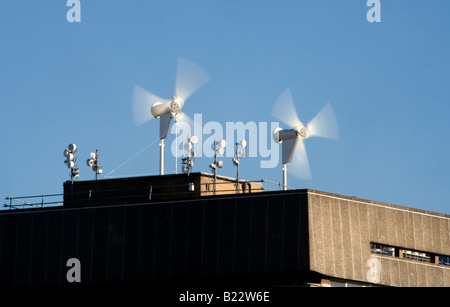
[63,172,263,208]
[0,173,449,288]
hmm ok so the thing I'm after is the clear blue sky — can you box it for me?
[1,1,449,214]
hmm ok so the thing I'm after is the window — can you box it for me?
[370,242,450,267]
[370,243,395,257]
[438,255,450,266]
[402,250,431,263]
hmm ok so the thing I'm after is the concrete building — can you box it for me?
[307,190,450,287]
[0,173,449,287]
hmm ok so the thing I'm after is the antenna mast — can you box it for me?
[233,140,247,192]
[209,140,226,195]
[63,144,79,183]
[86,149,103,180]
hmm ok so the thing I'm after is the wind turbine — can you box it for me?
[271,88,338,190]
[132,57,210,175]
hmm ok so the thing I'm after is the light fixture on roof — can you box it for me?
[232,139,247,192]
[182,136,198,175]
[209,139,226,195]
[63,143,79,183]
[86,149,103,180]
[209,139,226,170]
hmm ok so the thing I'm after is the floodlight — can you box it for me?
[213,139,226,156]
[87,149,102,180]
[216,140,226,148]
[217,147,225,156]
[184,143,192,151]
[68,144,77,152]
[238,140,247,148]
[182,135,198,175]
[210,139,227,195]
[233,139,247,192]
[209,161,222,170]
[190,136,199,144]
[63,144,79,182]
[66,153,74,162]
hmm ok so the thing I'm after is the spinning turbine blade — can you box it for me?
[290,140,312,180]
[174,112,195,136]
[271,88,303,128]
[175,57,211,103]
[132,85,166,126]
[306,103,339,140]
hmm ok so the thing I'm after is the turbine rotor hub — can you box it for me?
[294,124,308,139]
[299,126,308,139]
[170,97,183,114]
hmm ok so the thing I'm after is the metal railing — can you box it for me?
[3,194,63,210]
[1,178,295,210]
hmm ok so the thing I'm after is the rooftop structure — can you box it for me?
[0,174,449,288]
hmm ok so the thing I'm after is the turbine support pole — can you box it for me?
[158,113,172,176]
[159,138,165,175]
[282,164,287,191]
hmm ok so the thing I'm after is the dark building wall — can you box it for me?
[0,191,309,286]
[63,173,263,208]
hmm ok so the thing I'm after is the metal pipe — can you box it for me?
[282,164,287,191]
[160,139,165,175]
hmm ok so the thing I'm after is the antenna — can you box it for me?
[86,150,103,180]
[181,136,198,175]
[132,57,211,176]
[209,140,226,195]
[232,140,247,192]
[271,88,338,190]
[63,143,79,183]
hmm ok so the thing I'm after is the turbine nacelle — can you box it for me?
[150,96,184,118]
[272,126,309,144]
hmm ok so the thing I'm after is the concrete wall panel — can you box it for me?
[307,190,450,287]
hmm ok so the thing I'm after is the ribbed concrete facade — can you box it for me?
[308,190,450,287]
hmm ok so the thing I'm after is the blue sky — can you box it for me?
[0,1,449,214]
